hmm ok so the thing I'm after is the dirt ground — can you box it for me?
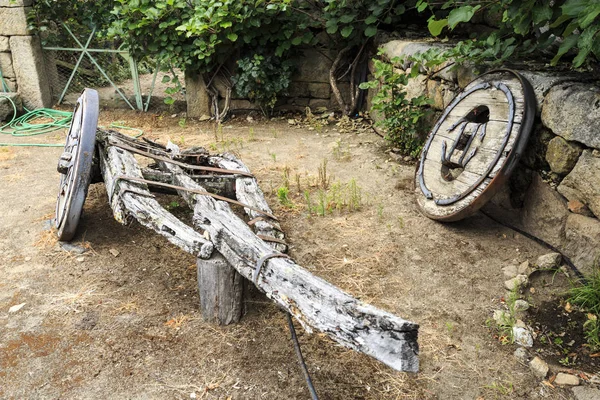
[0,110,592,399]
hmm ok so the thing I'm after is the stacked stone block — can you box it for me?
[0,0,51,116]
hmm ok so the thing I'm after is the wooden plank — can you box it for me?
[158,160,419,373]
[208,154,287,253]
[98,144,214,260]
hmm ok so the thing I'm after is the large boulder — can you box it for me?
[558,150,600,218]
[541,83,600,149]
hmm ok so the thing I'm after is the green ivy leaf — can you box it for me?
[448,6,479,30]
[291,36,302,46]
[365,25,377,37]
[428,18,448,37]
[417,0,428,13]
[227,32,238,42]
[340,14,355,24]
[341,25,354,38]
[551,33,579,65]
[574,25,600,67]
[365,15,378,25]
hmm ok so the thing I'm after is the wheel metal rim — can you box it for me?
[55,88,99,241]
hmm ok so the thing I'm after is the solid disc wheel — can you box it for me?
[414,70,535,222]
[55,88,99,241]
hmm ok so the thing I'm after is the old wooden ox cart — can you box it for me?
[54,89,420,393]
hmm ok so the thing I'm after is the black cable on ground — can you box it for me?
[286,312,319,400]
[480,208,587,284]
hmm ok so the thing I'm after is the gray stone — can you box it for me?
[307,82,330,99]
[513,347,528,363]
[287,82,310,98]
[546,136,583,175]
[0,92,20,121]
[404,74,427,101]
[427,79,445,110]
[512,326,533,347]
[572,386,600,400]
[517,260,532,275]
[0,0,33,6]
[59,242,87,254]
[558,150,600,219]
[292,49,331,83]
[184,71,211,118]
[518,173,569,246]
[229,99,258,111]
[9,36,51,109]
[554,373,580,386]
[3,77,16,92]
[493,309,511,324]
[514,300,530,312]
[380,40,449,65]
[541,83,600,149]
[564,214,600,277]
[536,253,562,270]
[0,52,14,78]
[0,7,30,36]
[529,356,549,379]
[432,61,457,83]
[308,98,329,109]
[502,264,518,279]
[0,36,9,52]
[457,63,478,88]
[504,274,529,291]
[517,71,577,115]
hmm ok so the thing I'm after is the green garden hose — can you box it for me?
[0,94,143,147]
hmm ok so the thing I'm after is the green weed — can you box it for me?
[317,159,330,189]
[583,314,600,351]
[277,186,293,208]
[568,272,600,315]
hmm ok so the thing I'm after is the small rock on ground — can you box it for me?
[514,347,528,363]
[554,373,580,386]
[572,386,600,400]
[517,260,532,275]
[513,326,533,347]
[505,274,529,291]
[60,242,87,254]
[503,264,518,279]
[536,253,562,269]
[529,356,549,379]
[514,300,530,312]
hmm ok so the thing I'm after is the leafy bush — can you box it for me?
[359,57,431,157]
[232,55,293,116]
[419,0,600,69]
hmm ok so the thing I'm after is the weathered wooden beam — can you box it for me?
[208,154,287,252]
[157,160,419,373]
[141,168,236,198]
[98,143,214,260]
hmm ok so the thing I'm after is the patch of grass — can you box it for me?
[568,272,600,315]
[178,117,187,128]
[483,380,514,396]
[317,158,330,189]
[304,179,363,216]
[332,139,351,161]
[269,151,277,162]
[583,313,600,351]
[489,285,520,345]
[248,127,256,142]
[276,186,293,208]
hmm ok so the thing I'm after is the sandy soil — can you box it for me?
[0,111,583,399]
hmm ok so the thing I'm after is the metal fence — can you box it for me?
[42,24,159,111]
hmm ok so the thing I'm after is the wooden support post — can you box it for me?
[197,252,244,325]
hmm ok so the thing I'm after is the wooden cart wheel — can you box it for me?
[55,88,99,241]
[415,70,535,222]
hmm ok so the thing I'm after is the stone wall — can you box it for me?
[373,38,600,277]
[195,48,349,115]
[0,0,51,119]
